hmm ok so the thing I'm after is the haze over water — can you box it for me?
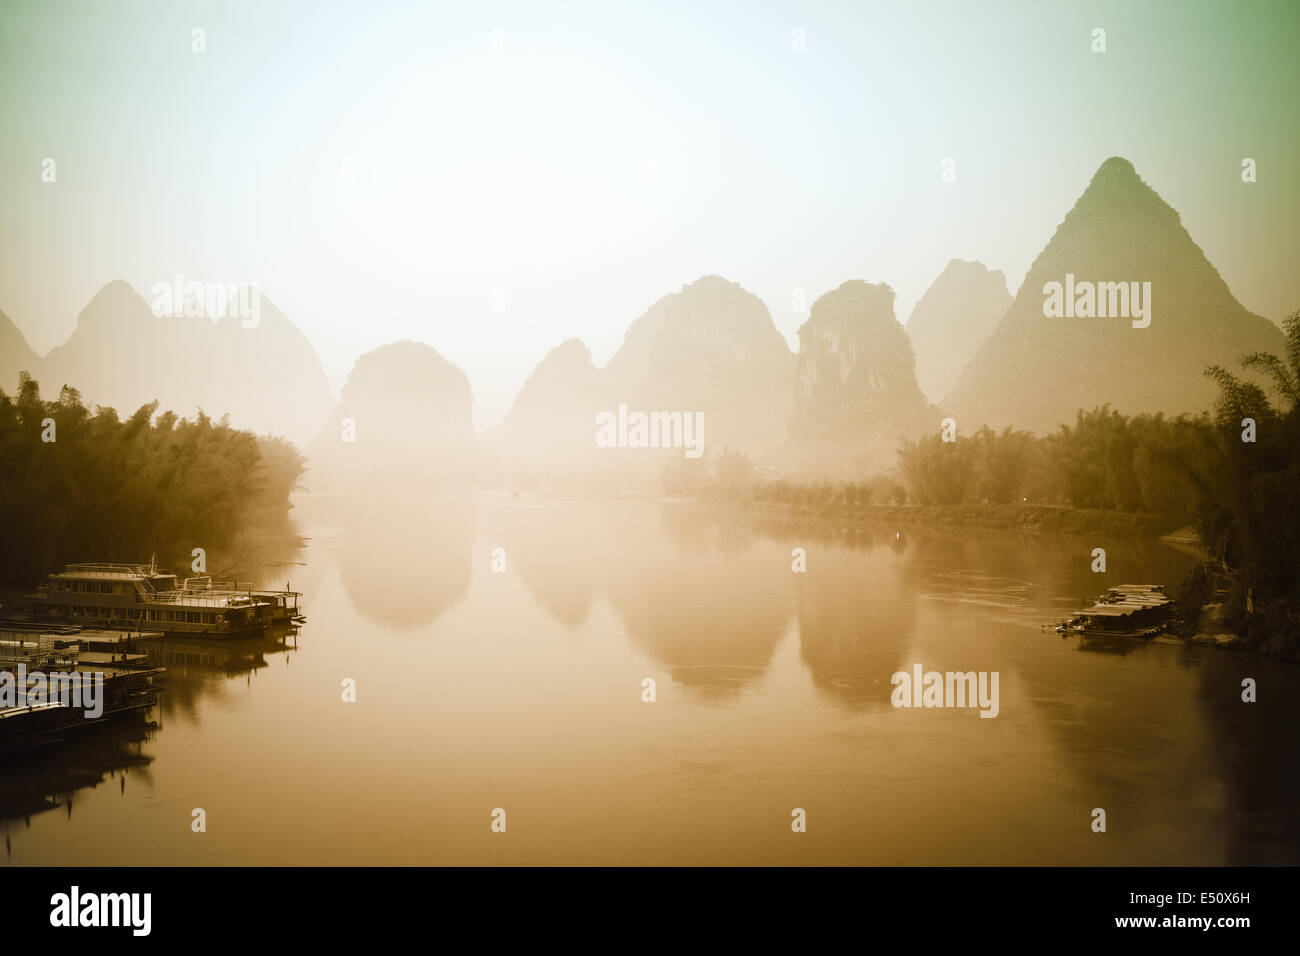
[2,495,1295,866]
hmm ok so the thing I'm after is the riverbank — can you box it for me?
[745,498,1300,661]
[748,501,1175,537]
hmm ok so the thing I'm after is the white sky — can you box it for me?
[2,0,1297,429]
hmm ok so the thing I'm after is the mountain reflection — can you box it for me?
[504,499,792,695]
[329,486,474,629]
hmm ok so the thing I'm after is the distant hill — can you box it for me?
[483,338,604,473]
[37,280,333,445]
[944,158,1286,434]
[607,275,796,457]
[790,280,935,471]
[906,260,1010,404]
[0,308,41,391]
[305,340,475,488]
[488,275,796,475]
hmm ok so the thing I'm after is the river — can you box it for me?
[3,494,1297,865]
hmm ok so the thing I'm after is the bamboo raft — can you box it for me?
[1055,584,1175,639]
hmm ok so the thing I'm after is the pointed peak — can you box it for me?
[1079,157,1163,203]
[77,280,150,327]
[917,261,1010,308]
[1060,156,1181,230]
[1094,156,1139,180]
[86,279,145,307]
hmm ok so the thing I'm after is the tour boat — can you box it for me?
[19,561,303,637]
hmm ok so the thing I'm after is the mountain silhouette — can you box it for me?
[305,340,475,487]
[906,260,1011,404]
[488,275,796,476]
[0,309,41,392]
[37,280,333,444]
[483,338,604,473]
[943,158,1286,434]
[790,280,935,471]
[600,275,796,457]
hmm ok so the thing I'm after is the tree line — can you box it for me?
[0,374,305,586]
[897,315,1300,629]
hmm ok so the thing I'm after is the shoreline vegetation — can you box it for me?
[0,373,305,591]
[746,500,1173,538]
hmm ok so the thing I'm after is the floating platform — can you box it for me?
[1055,584,1175,639]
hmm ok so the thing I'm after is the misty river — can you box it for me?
[3,494,1298,865]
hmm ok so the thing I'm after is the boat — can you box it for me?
[175,576,306,626]
[1054,584,1175,639]
[15,560,303,637]
[1,627,164,756]
[0,625,163,671]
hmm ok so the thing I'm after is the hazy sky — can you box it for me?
[2,0,1297,429]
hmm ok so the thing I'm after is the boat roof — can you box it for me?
[1082,601,1169,617]
[52,563,175,580]
[76,651,152,666]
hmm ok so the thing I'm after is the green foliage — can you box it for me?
[1190,311,1300,609]
[0,375,304,585]
[896,407,1217,522]
[898,425,1036,506]
[897,432,976,505]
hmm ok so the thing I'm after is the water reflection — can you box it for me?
[0,717,156,838]
[3,496,1298,865]
[1196,655,1300,864]
[502,499,791,695]
[147,629,301,725]
[328,486,473,629]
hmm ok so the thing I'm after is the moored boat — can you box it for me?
[1,628,164,756]
[1054,584,1175,639]
[16,561,303,637]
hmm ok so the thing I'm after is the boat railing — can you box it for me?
[183,577,256,592]
[60,563,161,593]
[148,590,270,608]
[65,562,152,576]
[0,635,81,670]
[179,582,300,601]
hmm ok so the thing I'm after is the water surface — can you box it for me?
[3,495,1296,865]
